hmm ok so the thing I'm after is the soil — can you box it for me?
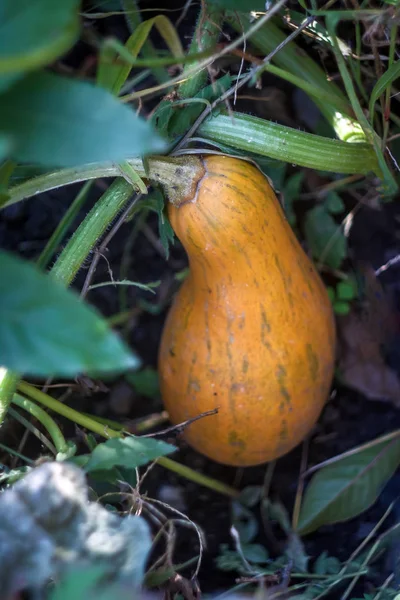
[2,2,400,598]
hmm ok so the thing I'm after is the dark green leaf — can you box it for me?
[325,191,344,214]
[304,205,347,268]
[333,301,350,315]
[84,436,176,473]
[241,544,269,564]
[313,552,341,575]
[126,367,160,399]
[337,280,356,301]
[0,251,139,376]
[0,0,80,91]
[168,74,233,136]
[326,286,336,303]
[0,71,166,168]
[238,485,262,507]
[0,137,11,161]
[282,171,304,225]
[297,437,400,535]
[285,533,309,572]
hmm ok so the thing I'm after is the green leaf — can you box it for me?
[304,204,347,269]
[238,485,262,507]
[326,286,336,303]
[297,437,400,535]
[0,0,80,91]
[0,136,11,160]
[0,251,139,377]
[169,74,232,136]
[336,280,356,301]
[241,543,269,564]
[333,300,350,315]
[50,567,111,600]
[84,436,176,473]
[140,189,175,258]
[313,552,341,575]
[0,71,166,168]
[282,171,304,225]
[325,191,345,214]
[285,533,309,572]
[126,367,160,399]
[369,61,400,124]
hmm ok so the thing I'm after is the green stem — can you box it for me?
[50,178,133,285]
[7,156,206,208]
[12,393,69,455]
[18,380,239,497]
[18,381,121,439]
[37,181,92,270]
[0,441,34,464]
[198,112,379,175]
[7,116,379,214]
[5,162,132,208]
[9,406,56,454]
[0,370,20,426]
[179,4,224,99]
[158,456,239,498]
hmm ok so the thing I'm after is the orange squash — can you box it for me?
[158,155,336,467]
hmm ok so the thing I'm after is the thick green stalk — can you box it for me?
[179,4,224,99]
[51,178,133,285]
[198,112,379,175]
[7,156,205,208]
[0,370,20,425]
[5,163,133,208]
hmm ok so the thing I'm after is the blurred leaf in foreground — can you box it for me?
[0,251,139,377]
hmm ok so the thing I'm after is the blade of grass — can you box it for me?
[97,13,183,95]
[8,406,56,455]
[262,64,352,118]
[225,11,364,143]
[122,0,169,84]
[369,61,400,129]
[178,3,224,99]
[121,0,288,102]
[326,16,398,195]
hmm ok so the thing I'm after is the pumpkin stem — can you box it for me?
[147,155,206,207]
